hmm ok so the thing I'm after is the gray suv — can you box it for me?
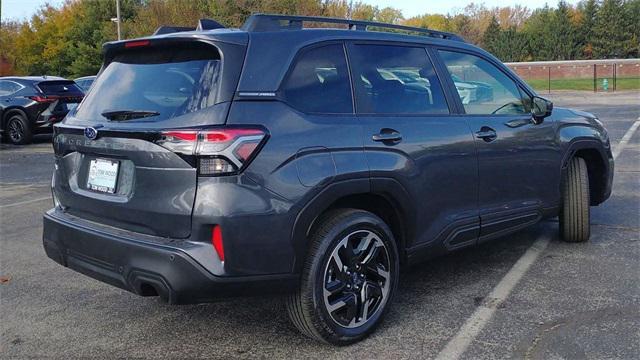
[43,14,613,344]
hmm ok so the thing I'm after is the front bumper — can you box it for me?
[43,209,297,304]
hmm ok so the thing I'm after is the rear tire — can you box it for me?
[5,114,32,145]
[560,157,591,242]
[286,209,399,345]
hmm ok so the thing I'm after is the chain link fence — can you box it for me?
[506,59,640,93]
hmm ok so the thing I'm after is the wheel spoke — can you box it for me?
[329,248,345,273]
[359,242,381,265]
[364,280,383,300]
[342,237,357,266]
[328,292,357,318]
[324,278,346,295]
[366,263,390,282]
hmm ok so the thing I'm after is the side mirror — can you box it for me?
[531,96,553,123]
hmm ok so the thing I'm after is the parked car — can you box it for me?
[0,76,84,144]
[74,75,96,92]
[43,15,613,345]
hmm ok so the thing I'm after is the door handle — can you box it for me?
[475,127,497,142]
[372,129,402,143]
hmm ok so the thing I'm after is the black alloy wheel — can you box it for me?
[322,229,391,328]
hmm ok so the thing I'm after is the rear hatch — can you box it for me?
[52,38,247,238]
[34,80,84,119]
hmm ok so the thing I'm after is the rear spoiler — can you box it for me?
[152,19,225,35]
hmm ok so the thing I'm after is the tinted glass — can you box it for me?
[438,50,529,115]
[76,44,221,122]
[0,81,22,95]
[37,81,83,95]
[349,45,449,114]
[282,43,352,113]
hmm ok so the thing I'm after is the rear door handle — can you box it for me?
[475,127,497,142]
[372,130,402,143]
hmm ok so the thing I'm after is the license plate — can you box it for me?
[87,158,119,194]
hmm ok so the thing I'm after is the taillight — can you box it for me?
[157,128,267,176]
[28,95,57,103]
[211,225,224,262]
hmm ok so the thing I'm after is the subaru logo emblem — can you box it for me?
[84,127,98,140]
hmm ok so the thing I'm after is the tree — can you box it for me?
[576,0,598,58]
[449,14,474,42]
[550,0,579,60]
[481,15,501,54]
[592,0,627,58]
[376,7,403,24]
[523,5,554,60]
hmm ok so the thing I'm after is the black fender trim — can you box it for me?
[561,139,614,205]
[290,177,415,273]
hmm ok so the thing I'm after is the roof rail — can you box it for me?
[241,14,465,42]
[152,18,226,36]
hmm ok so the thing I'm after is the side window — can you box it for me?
[348,45,449,115]
[438,50,529,115]
[282,43,352,114]
[0,81,21,96]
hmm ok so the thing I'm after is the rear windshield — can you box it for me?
[38,81,83,95]
[75,43,221,123]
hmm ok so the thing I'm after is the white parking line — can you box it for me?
[0,196,51,208]
[612,118,640,160]
[436,119,639,359]
[435,236,550,360]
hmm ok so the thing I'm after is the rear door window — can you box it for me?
[348,44,449,115]
[281,43,353,114]
[75,43,221,122]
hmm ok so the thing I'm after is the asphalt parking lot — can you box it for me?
[1,91,639,359]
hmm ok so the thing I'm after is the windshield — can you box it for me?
[75,44,221,122]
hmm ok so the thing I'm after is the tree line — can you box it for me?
[1,0,638,78]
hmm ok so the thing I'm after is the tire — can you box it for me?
[286,209,399,345]
[5,113,32,145]
[560,157,591,242]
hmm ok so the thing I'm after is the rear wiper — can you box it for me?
[101,110,160,121]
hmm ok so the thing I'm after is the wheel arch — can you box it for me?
[1,107,28,130]
[561,139,613,205]
[291,177,415,273]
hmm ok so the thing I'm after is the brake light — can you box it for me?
[125,40,150,48]
[157,128,267,176]
[28,96,56,103]
[212,225,224,262]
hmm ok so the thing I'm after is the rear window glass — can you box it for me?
[38,81,82,95]
[75,43,221,122]
[282,43,353,114]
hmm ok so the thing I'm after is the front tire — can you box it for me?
[286,209,399,345]
[560,157,591,242]
[5,114,32,145]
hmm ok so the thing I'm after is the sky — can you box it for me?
[1,0,580,21]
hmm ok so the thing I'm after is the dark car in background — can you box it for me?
[0,76,84,144]
[74,76,96,92]
[43,15,613,345]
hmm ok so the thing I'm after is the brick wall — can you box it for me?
[506,59,640,80]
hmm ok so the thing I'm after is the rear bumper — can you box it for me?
[35,112,67,133]
[43,209,297,304]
